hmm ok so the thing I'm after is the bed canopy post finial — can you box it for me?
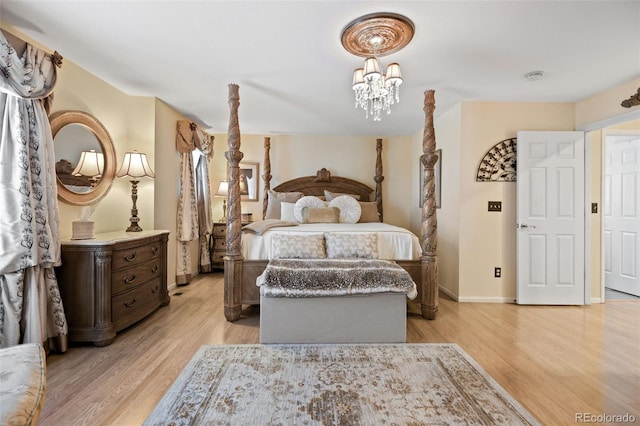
[224,83,244,322]
[262,136,272,220]
[420,89,439,320]
[374,138,384,221]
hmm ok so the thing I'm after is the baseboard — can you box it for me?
[457,296,516,303]
[439,286,459,301]
[439,286,515,303]
[591,297,603,304]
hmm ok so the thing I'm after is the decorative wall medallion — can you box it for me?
[476,138,517,182]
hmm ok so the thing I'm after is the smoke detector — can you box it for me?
[524,71,545,81]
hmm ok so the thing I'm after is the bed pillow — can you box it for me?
[324,190,361,201]
[294,196,327,222]
[358,202,381,223]
[328,195,362,224]
[301,207,340,224]
[324,233,378,259]
[271,234,326,259]
[265,190,304,220]
[280,202,297,222]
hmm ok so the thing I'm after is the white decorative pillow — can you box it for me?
[271,234,326,259]
[325,233,378,259]
[328,195,362,224]
[294,196,326,223]
[324,190,361,201]
[280,202,296,222]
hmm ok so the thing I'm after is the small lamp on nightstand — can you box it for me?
[117,150,155,232]
[215,181,229,222]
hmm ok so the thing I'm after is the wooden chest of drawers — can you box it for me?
[56,230,170,346]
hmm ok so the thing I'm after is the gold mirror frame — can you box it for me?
[49,110,117,205]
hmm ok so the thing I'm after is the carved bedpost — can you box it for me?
[374,138,384,221]
[262,137,272,220]
[224,84,244,322]
[420,90,439,320]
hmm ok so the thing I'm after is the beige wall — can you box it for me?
[7,22,637,301]
[576,78,640,129]
[459,102,575,301]
[210,133,416,230]
[53,60,157,239]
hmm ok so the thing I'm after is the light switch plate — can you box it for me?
[488,201,502,212]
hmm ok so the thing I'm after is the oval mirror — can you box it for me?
[49,110,117,205]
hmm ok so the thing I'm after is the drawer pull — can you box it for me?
[151,265,158,273]
[123,274,137,284]
[152,247,159,254]
[124,253,137,262]
[124,297,138,308]
[152,285,159,294]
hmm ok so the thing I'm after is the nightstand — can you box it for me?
[210,222,227,270]
[210,222,251,270]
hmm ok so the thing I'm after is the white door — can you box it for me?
[516,131,585,304]
[604,136,640,297]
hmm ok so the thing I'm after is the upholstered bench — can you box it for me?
[257,258,417,344]
[0,343,46,426]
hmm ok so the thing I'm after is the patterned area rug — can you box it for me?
[144,344,539,425]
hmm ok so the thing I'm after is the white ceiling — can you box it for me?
[1,1,638,137]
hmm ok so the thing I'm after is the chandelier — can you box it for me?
[341,13,415,121]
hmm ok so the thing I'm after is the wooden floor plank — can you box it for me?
[39,273,640,426]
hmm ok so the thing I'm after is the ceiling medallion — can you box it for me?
[341,12,415,58]
[341,13,415,122]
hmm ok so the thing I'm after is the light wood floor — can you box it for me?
[40,273,640,426]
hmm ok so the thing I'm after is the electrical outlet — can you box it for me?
[488,201,502,212]
[494,267,501,278]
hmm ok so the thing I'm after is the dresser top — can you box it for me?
[61,230,169,246]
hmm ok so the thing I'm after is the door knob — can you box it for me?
[516,223,536,229]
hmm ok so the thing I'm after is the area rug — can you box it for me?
[144,344,539,425]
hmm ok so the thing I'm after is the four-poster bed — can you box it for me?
[223,84,439,323]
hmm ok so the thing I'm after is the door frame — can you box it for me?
[579,109,640,304]
[599,128,640,302]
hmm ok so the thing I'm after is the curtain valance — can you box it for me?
[175,121,215,285]
[0,30,67,351]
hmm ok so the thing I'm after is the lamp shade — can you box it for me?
[385,63,403,85]
[72,150,104,177]
[363,57,382,80]
[352,68,366,90]
[117,151,155,178]
[215,181,229,197]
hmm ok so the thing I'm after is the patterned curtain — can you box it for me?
[0,31,68,352]
[175,120,214,285]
